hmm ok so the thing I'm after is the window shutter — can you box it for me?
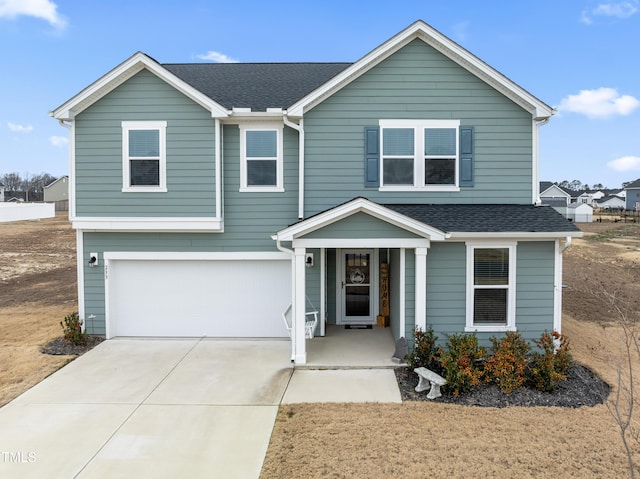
[459,126,474,187]
[364,126,380,187]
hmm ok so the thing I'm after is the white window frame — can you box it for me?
[379,119,460,192]
[122,121,167,193]
[239,123,284,192]
[465,241,517,333]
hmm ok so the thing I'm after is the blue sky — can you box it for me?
[1,0,639,190]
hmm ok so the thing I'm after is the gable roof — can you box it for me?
[163,63,351,112]
[539,182,571,197]
[287,20,554,118]
[51,52,229,120]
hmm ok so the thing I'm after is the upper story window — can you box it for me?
[240,124,284,192]
[122,121,167,193]
[379,119,460,191]
[465,242,517,333]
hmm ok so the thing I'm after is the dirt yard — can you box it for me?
[1,215,640,477]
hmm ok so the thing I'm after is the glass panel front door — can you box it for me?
[342,250,374,323]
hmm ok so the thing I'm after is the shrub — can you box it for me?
[528,330,572,392]
[438,333,486,396]
[406,326,442,374]
[60,311,86,346]
[484,331,531,393]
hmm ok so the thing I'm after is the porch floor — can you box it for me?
[301,324,401,369]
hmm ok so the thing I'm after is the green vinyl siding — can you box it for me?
[301,212,422,240]
[75,69,217,217]
[303,39,534,215]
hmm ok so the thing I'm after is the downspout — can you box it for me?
[215,118,223,224]
[283,116,304,219]
[559,236,572,254]
[533,116,551,206]
[554,236,573,335]
[273,235,296,361]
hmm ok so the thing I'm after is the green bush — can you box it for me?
[406,326,442,374]
[60,311,86,346]
[438,333,486,396]
[484,331,531,393]
[527,330,572,392]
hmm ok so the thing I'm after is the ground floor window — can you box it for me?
[465,242,516,332]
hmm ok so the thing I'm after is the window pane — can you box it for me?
[474,248,509,285]
[424,128,456,156]
[246,130,277,158]
[129,130,160,157]
[474,289,507,324]
[383,128,414,156]
[346,286,370,316]
[247,159,277,186]
[383,158,413,185]
[130,159,159,186]
[425,158,455,185]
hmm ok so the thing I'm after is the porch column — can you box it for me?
[294,247,307,364]
[415,247,428,331]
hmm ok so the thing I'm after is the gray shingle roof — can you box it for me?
[383,204,579,233]
[162,62,352,111]
[626,178,640,189]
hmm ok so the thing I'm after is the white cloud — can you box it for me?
[195,51,239,63]
[581,1,639,24]
[7,122,33,133]
[558,88,640,119]
[608,155,640,172]
[49,135,68,147]
[0,0,67,29]
[451,21,470,43]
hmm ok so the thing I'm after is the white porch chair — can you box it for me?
[282,297,318,339]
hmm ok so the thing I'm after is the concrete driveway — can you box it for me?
[0,338,401,478]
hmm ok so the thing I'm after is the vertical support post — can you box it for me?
[294,247,307,364]
[415,247,428,331]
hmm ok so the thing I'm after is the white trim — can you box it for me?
[122,121,167,192]
[71,216,223,232]
[400,248,406,338]
[294,248,307,363]
[215,118,223,220]
[103,251,290,261]
[69,122,76,218]
[76,230,85,332]
[287,20,554,119]
[553,239,562,333]
[293,238,430,248]
[337,249,378,325]
[320,247,326,337]
[465,241,517,333]
[448,231,583,240]
[51,52,228,120]
[415,247,427,331]
[239,122,284,192]
[276,197,447,242]
[379,119,460,190]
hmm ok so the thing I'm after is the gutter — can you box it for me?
[272,234,296,361]
[283,116,304,219]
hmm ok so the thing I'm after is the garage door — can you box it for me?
[106,256,291,338]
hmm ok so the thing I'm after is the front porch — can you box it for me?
[300,324,400,369]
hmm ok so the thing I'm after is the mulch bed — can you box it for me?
[394,364,610,408]
[41,336,105,356]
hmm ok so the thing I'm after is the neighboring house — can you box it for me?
[539,181,571,217]
[596,195,625,210]
[567,203,593,223]
[0,182,4,202]
[43,176,69,211]
[625,179,640,211]
[50,20,580,363]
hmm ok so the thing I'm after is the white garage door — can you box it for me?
[106,256,291,338]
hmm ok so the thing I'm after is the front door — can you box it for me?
[340,250,375,324]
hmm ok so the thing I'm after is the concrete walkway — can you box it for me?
[0,338,401,478]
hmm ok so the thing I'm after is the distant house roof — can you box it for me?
[539,181,572,197]
[163,63,351,112]
[625,178,640,189]
[384,204,579,234]
[568,203,592,211]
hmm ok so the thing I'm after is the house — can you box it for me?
[625,179,640,211]
[43,176,69,211]
[596,195,625,210]
[0,182,4,202]
[50,20,580,363]
[567,203,593,223]
[540,181,571,217]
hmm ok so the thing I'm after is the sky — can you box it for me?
[0,0,639,190]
